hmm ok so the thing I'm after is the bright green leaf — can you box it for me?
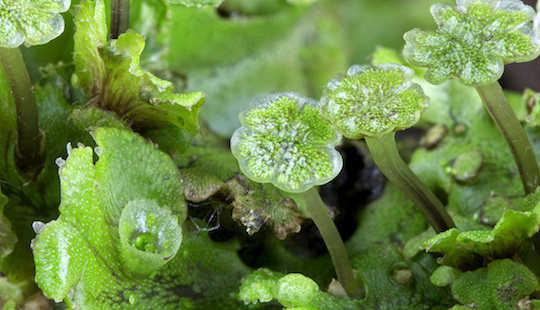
[33,219,88,299]
[425,209,540,269]
[33,127,194,307]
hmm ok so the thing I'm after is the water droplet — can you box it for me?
[128,293,136,305]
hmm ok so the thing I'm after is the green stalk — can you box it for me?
[476,82,540,195]
[110,0,130,39]
[365,133,455,233]
[0,47,44,176]
[301,187,364,299]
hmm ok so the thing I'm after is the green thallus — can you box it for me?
[231,92,363,299]
[0,0,71,175]
[321,63,456,233]
[403,0,540,195]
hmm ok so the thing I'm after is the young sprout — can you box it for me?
[0,0,70,176]
[403,0,540,195]
[231,92,363,299]
[321,63,456,233]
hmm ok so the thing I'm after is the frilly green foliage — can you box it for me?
[231,92,342,193]
[426,208,537,267]
[33,127,189,305]
[403,0,540,86]
[238,268,279,304]
[321,63,429,139]
[424,206,540,269]
[72,0,204,136]
[451,259,538,310]
[0,0,70,47]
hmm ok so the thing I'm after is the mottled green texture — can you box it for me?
[238,268,280,304]
[430,266,462,287]
[72,0,204,136]
[274,273,319,308]
[0,0,70,47]
[452,259,538,310]
[238,268,353,309]
[403,0,540,86]
[33,128,192,307]
[321,63,428,139]
[231,92,342,193]
[425,209,540,269]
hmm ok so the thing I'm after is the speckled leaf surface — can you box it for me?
[403,0,540,86]
[34,128,251,308]
[72,0,204,136]
[231,92,342,193]
[321,63,429,139]
[451,259,538,310]
[0,0,70,47]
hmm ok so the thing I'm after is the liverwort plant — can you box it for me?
[403,0,540,195]
[0,0,70,176]
[321,63,456,233]
[231,92,364,299]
